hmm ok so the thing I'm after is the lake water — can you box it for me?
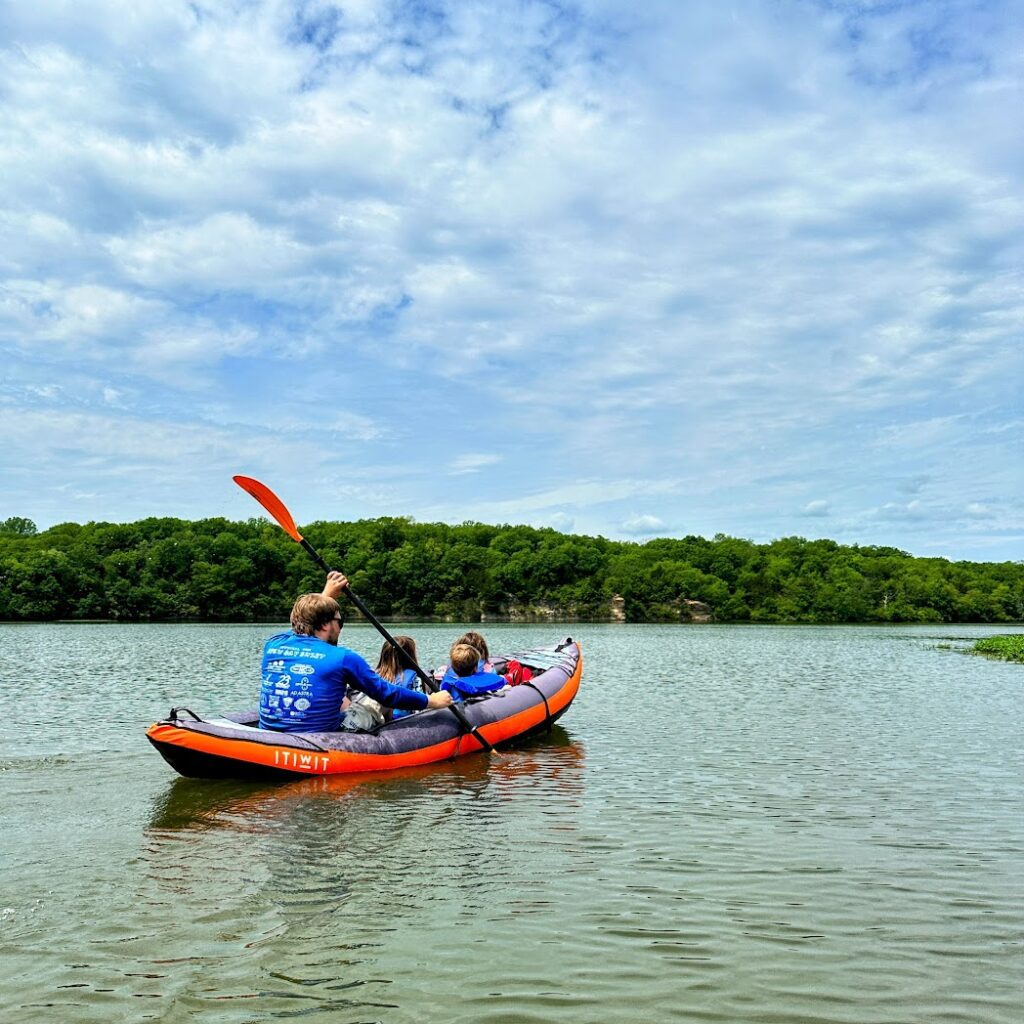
[1,622,1022,1024]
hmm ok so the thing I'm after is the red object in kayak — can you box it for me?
[146,640,582,780]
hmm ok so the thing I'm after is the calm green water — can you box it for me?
[1,622,1022,1024]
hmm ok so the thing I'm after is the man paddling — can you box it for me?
[259,571,452,732]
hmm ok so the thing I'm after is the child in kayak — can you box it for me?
[440,641,507,700]
[368,636,428,725]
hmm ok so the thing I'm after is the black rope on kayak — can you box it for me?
[170,706,203,722]
[520,682,553,734]
[449,696,498,759]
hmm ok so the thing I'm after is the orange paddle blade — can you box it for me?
[233,475,304,542]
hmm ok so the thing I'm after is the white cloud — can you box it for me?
[2,281,168,346]
[449,453,502,475]
[872,500,928,522]
[621,514,666,536]
[965,502,996,520]
[327,413,389,443]
[0,408,282,468]
[801,500,830,517]
[447,478,681,519]
[108,213,310,292]
[547,512,575,533]
[0,0,1020,558]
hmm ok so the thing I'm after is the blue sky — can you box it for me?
[1,0,1021,561]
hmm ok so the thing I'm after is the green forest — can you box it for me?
[0,514,1021,624]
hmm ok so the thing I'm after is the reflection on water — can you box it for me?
[129,727,588,1020]
[2,623,1023,1024]
[147,725,584,833]
[147,778,271,831]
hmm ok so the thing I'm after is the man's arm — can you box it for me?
[344,652,452,712]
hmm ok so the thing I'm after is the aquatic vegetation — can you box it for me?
[972,635,1024,663]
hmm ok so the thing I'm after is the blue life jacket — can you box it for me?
[390,669,424,720]
[440,668,506,701]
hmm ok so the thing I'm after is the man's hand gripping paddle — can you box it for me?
[233,475,497,754]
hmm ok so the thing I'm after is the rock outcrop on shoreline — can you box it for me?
[478,594,714,623]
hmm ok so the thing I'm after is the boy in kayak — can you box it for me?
[259,572,452,733]
[440,641,510,701]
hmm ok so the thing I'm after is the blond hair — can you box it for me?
[290,593,341,635]
[449,641,481,678]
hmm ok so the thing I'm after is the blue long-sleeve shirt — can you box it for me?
[259,632,429,732]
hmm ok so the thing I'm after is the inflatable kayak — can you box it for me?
[147,639,582,780]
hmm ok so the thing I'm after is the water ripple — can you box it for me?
[2,623,1023,1022]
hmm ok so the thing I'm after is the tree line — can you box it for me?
[0,514,1021,624]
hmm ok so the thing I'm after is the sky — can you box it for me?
[1,0,1021,562]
